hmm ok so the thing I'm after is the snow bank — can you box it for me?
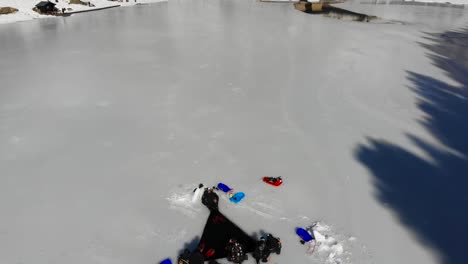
[310,223,357,264]
[0,0,166,24]
[401,0,467,4]
[351,0,467,5]
[166,184,204,218]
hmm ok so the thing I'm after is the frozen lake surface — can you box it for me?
[1,1,467,264]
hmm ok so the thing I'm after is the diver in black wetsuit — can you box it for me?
[253,234,282,263]
[253,237,267,263]
[201,187,219,210]
[266,233,282,255]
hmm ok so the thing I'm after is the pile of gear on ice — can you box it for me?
[161,177,319,264]
[177,181,282,264]
[178,233,281,264]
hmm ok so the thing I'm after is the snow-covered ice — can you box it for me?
[0,0,467,264]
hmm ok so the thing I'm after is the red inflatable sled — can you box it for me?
[263,176,283,187]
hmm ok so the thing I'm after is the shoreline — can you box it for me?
[0,0,167,25]
[64,4,120,14]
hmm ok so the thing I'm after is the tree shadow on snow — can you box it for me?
[355,27,468,264]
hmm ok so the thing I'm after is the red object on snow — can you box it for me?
[263,176,283,186]
[205,248,215,258]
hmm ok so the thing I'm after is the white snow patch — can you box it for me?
[135,225,187,243]
[191,187,202,203]
[166,185,203,218]
[210,131,225,139]
[101,141,113,147]
[2,103,25,110]
[306,222,360,264]
[417,0,468,4]
[232,190,285,219]
[231,86,246,96]
[96,101,111,108]
[9,136,22,144]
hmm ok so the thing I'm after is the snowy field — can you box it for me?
[0,1,467,264]
[0,0,167,24]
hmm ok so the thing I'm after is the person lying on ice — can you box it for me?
[253,234,282,263]
[266,233,282,254]
[253,237,267,263]
[201,187,219,210]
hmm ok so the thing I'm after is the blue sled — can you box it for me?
[218,183,245,203]
[296,227,314,242]
[217,182,233,193]
[229,192,245,204]
[160,259,172,264]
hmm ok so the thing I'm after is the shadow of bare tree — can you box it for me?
[355,27,468,264]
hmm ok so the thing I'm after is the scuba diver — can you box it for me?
[201,187,219,210]
[253,236,267,263]
[253,234,282,263]
[266,233,282,255]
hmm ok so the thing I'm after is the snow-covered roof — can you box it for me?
[36,1,55,7]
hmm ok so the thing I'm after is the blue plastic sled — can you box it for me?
[296,227,314,242]
[229,192,245,204]
[159,258,172,264]
[218,183,245,203]
[217,182,233,193]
